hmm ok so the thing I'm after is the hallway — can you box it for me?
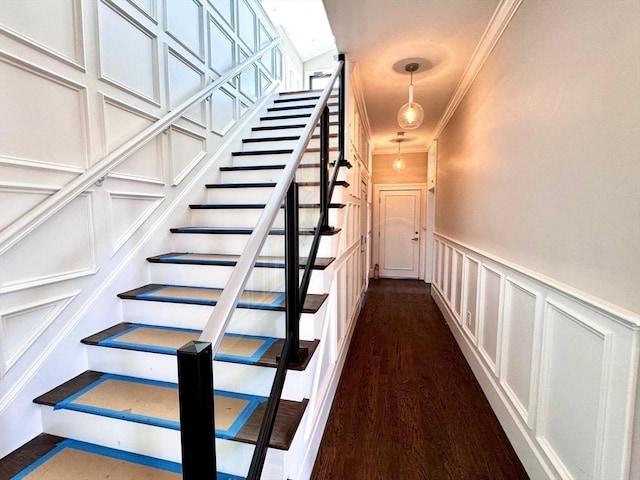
[310,279,529,479]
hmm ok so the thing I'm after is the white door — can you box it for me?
[379,189,421,278]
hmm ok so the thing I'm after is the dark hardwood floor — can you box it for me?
[310,279,529,480]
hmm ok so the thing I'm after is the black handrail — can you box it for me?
[246,54,347,480]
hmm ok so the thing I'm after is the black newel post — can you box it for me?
[177,341,216,479]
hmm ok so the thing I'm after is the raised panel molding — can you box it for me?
[208,15,235,77]
[0,293,78,376]
[126,0,158,22]
[0,185,56,232]
[478,264,503,375]
[0,194,97,293]
[208,0,234,29]
[210,87,236,135]
[238,48,257,100]
[97,0,160,104]
[166,47,206,126]
[107,191,165,253]
[102,96,164,183]
[536,300,611,479]
[462,256,479,344]
[0,0,85,69]
[0,54,90,170]
[452,249,463,320]
[165,0,205,60]
[500,279,541,427]
[169,126,207,185]
[237,0,256,52]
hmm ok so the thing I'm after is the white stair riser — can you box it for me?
[206,185,329,204]
[220,169,284,183]
[86,346,312,399]
[41,407,253,476]
[169,232,338,257]
[233,151,326,167]
[240,137,337,151]
[267,105,338,117]
[120,300,317,339]
[258,114,337,128]
[189,207,338,230]
[249,124,338,139]
[219,166,347,184]
[232,153,291,166]
[148,262,325,293]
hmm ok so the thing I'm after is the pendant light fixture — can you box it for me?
[392,132,406,171]
[397,63,424,130]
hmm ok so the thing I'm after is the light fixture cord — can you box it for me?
[408,70,414,104]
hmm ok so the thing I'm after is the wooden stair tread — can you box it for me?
[117,284,329,313]
[242,134,337,144]
[146,252,336,269]
[0,434,66,479]
[205,180,348,188]
[188,202,344,209]
[33,371,306,450]
[169,226,341,236]
[81,323,319,371]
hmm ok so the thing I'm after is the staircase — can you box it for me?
[1,90,346,479]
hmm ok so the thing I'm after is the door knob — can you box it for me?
[411,237,419,241]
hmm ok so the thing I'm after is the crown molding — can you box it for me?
[428,0,523,148]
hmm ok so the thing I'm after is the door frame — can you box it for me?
[372,183,428,280]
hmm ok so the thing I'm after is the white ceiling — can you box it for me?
[322,0,501,153]
[261,0,336,62]
[261,0,502,153]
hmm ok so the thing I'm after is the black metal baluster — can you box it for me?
[319,106,330,232]
[284,182,307,364]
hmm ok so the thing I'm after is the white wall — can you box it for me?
[0,0,281,457]
[433,1,640,478]
[436,0,640,315]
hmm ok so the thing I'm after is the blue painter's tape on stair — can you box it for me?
[98,323,201,355]
[10,439,182,479]
[214,333,279,364]
[215,390,267,440]
[10,439,244,479]
[53,374,181,430]
[52,373,267,440]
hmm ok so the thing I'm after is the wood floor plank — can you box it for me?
[311,279,529,480]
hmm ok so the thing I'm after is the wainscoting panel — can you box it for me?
[0,55,89,169]
[452,249,463,321]
[462,256,479,344]
[0,194,96,293]
[0,0,84,68]
[237,0,256,51]
[478,264,503,374]
[0,293,77,376]
[98,0,159,103]
[164,0,204,60]
[0,186,54,232]
[501,278,541,426]
[208,15,235,77]
[107,191,165,253]
[168,126,207,185]
[166,47,206,125]
[211,87,236,135]
[431,233,640,480]
[536,300,610,479]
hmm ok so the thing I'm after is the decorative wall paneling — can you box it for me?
[0,0,282,456]
[431,234,640,480]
